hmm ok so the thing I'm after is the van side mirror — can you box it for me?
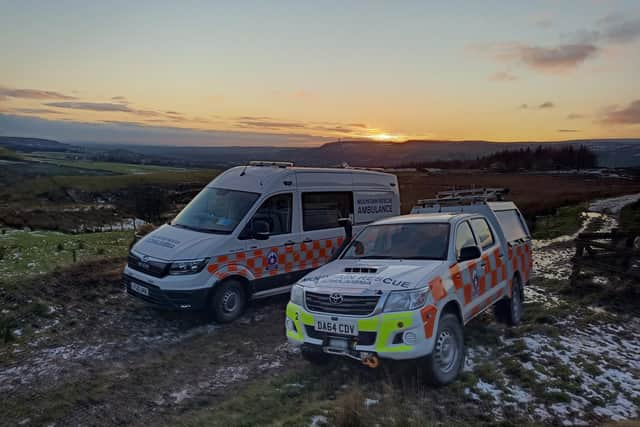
[458,245,481,262]
[251,219,270,240]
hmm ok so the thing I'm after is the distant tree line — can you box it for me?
[402,145,598,171]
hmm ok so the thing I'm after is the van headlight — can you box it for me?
[383,289,428,312]
[290,285,304,305]
[168,258,210,275]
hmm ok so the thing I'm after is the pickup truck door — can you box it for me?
[453,221,485,321]
[468,218,508,315]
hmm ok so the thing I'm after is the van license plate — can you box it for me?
[315,319,358,336]
[131,283,149,296]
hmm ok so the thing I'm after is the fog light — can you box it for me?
[403,331,417,345]
[286,318,297,332]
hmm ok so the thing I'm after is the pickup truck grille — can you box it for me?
[127,253,169,278]
[305,291,380,316]
[343,267,378,274]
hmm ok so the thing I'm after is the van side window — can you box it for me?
[302,192,353,231]
[470,218,495,250]
[251,193,293,235]
[455,221,477,257]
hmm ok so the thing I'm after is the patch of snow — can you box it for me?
[170,389,190,403]
[309,415,328,427]
[364,398,379,407]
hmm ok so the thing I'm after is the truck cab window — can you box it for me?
[250,193,293,235]
[470,218,495,250]
[455,221,477,257]
[302,192,353,231]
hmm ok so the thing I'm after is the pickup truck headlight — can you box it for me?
[290,285,304,306]
[168,258,210,275]
[384,289,429,312]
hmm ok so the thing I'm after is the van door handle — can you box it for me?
[284,241,295,246]
[303,238,313,243]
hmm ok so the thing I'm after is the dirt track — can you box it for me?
[1,195,639,426]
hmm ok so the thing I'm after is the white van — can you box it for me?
[123,162,400,322]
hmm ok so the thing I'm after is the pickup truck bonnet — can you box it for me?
[298,259,445,294]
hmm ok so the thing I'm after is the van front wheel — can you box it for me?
[210,280,246,323]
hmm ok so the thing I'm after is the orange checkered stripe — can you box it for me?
[420,246,510,337]
[206,237,345,281]
[508,241,533,284]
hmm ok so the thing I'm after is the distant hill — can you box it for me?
[2,135,639,167]
[90,138,640,168]
[0,136,76,153]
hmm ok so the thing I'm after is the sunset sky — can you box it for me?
[1,0,639,146]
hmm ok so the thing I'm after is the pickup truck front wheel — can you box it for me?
[424,313,464,386]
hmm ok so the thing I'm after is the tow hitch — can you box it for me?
[361,353,379,368]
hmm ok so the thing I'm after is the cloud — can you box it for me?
[11,108,63,114]
[111,96,128,103]
[45,101,132,112]
[0,113,333,147]
[601,99,640,125]
[516,44,599,71]
[0,86,76,100]
[538,101,554,109]
[567,113,584,120]
[598,15,640,44]
[519,104,529,109]
[45,101,165,118]
[557,129,580,133]
[236,118,307,129]
[489,71,517,82]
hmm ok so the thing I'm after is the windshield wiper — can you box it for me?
[172,223,227,234]
[400,256,444,260]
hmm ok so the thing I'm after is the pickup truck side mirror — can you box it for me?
[458,245,482,262]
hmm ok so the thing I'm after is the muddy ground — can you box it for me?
[1,196,639,427]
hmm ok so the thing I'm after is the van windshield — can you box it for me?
[172,187,259,234]
[342,223,450,260]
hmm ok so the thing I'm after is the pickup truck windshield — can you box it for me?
[172,187,259,234]
[342,223,450,260]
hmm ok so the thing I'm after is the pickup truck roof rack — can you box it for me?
[416,187,509,207]
[248,161,294,168]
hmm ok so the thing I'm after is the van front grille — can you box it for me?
[305,291,380,316]
[127,253,169,278]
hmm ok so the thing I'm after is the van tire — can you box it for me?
[494,275,523,326]
[424,313,464,386]
[210,280,246,323]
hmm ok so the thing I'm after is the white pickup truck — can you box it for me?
[285,189,532,384]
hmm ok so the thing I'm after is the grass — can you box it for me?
[0,146,23,161]
[0,228,134,280]
[620,200,640,233]
[396,171,640,219]
[178,367,336,427]
[24,153,187,174]
[532,204,586,239]
[1,169,218,203]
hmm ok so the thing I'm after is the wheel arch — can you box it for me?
[440,299,463,325]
